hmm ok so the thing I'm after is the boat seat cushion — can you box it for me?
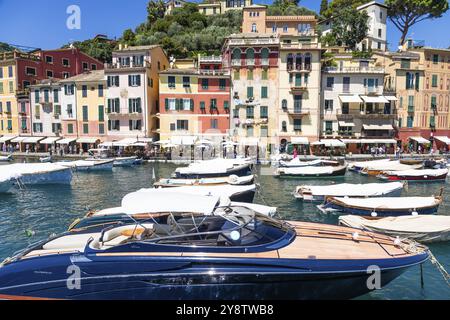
[42,233,99,250]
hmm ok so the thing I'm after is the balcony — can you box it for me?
[107,108,143,118]
[261,59,269,66]
[287,64,312,73]
[105,60,150,72]
[199,55,222,63]
[246,59,255,67]
[285,108,310,117]
[324,66,385,74]
[39,98,53,106]
[229,37,280,46]
[198,69,230,76]
[0,51,40,62]
[290,84,308,92]
[231,60,241,67]
[408,106,415,113]
[280,42,320,50]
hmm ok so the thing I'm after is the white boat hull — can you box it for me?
[19,168,73,185]
[0,179,15,193]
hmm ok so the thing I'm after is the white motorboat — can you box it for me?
[56,159,114,172]
[339,215,450,243]
[154,175,255,187]
[0,163,72,186]
[0,154,13,162]
[174,158,253,178]
[113,156,138,167]
[295,182,404,202]
[275,165,347,178]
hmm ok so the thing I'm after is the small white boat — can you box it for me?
[339,215,450,243]
[319,195,442,217]
[295,182,404,202]
[174,158,253,178]
[0,154,13,162]
[378,168,448,182]
[133,184,257,203]
[113,156,138,167]
[154,175,254,187]
[57,159,114,172]
[39,156,52,163]
[275,165,347,178]
[0,163,72,186]
[279,158,339,168]
[348,159,392,172]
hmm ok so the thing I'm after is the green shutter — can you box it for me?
[190,99,194,111]
[165,98,169,111]
[129,99,132,113]
[98,105,104,121]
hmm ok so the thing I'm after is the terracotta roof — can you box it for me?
[59,70,105,83]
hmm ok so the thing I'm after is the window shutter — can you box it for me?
[107,77,111,87]
[129,99,132,113]
[137,75,141,86]
[129,120,133,131]
[415,73,420,90]
[107,99,111,113]
[165,98,169,111]
[175,99,180,111]
[138,98,142,113]
[190,99,194,111]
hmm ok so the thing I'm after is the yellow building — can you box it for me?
[199,0,252,16]
[0,63,18,135]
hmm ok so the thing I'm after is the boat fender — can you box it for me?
[394,236,401,246]
[424,176,428,179]
[352,232,359,241]
[371,211,378,217]
[229,175,239,183]
[230,230,241,241]
[412,210,419,216]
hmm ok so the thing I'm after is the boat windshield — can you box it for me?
[89,207,294,251]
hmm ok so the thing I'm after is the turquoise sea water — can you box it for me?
[0,162,449,300]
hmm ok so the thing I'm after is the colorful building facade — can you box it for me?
[159,56,231,143]
[105,45,169,141]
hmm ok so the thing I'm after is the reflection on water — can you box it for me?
[0,163,449,300]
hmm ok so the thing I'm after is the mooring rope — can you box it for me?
[428,250,450,287]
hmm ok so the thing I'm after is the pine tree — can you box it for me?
[320,0,328,16]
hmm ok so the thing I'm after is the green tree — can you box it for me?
[328,7,369,50]
[323,0,367,18]
[122,29,136,45]
[0,42,15,52]
[147,0,166,25]
[386,0,449,45]
[320,0,329,16]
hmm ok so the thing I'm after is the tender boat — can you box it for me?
[0,206,429,300]
[154,175,255,188]
[294,182,404,202]
[0,163,72,185]
[339,215,450,243]
[113,156,139,167]
[319,195,442,217]
[0,154,13,162]
[173,158,253,179]
[399,159,423,165]
[361,161,423,176]
[39,156,52,163]
[348,159,391,172]
[274,165,347,178]
[70,193,277,230]
[131,184,256,203]
[278,158,340,168]
[378,168,448,182]
[57,159,114,172]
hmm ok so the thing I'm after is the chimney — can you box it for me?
[119,43,123,50]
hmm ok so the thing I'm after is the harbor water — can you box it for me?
[0,162,449,300]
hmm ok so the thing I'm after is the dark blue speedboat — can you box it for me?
[0,209,429,300]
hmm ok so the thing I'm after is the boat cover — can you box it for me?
[158,175,254,186]
[298,182,403,197]
[330,196,440,209]
[0,163,68,176]
[122,190,221,215]
[384,168,448,177]
[279,166,342,175]
[349,159,392,169]
[280,158,322,167]
[135,184,256,199]
[364,161,422,171]
[339,215,450,243]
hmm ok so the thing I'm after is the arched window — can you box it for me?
[246,48,255,66]
[295,54,302,71]
[282,99,288,110]
[304,53,312,71]
[261,48,269,63]
[232,48,241,66]
[287,54,294,71]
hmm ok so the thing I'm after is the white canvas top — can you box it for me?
[291,137,310,144]
[385,168,448,177]
[77,137,100,144]
[360,95,390,103]
[363,124,394,130]
[349,159,392,168]
[332,196,439,209]
[40,137,62,145]
[338,121,356,127]
[10,137,27,143]
[280,166,338,175]
[311,139,346,148]
[434,136,450,145]
[339,95,363,103]
[137,184,255,199]
[22,137,45,144]
[0,163,68,176]
[0,136,16,143]
[176,158,250,175]
[339,215,450,233]
[409,136,430,144]
[364,160,422,171]
[299,182,403,197]
[121,190,221,215]
[56,138,77,144]
[280,158,322,167]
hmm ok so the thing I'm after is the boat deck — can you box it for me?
[20,221,419,261]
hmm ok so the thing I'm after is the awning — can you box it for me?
[77,137,100,144]
[240,138,259,146]
[0,136,17,143]
[171,136,198,146]
[338,121,355,127]
[360,95,390,103]
[434,136,450,145]
[22,137,44,144]
[409,136,430,144]
[342,139,397,144]
[363,124,394,130]
[40,137,62,145]
[114,138,139,147]
[10,137,28,143]
[57,138,77,145]
[154,140,171,145]
[311,139,346,148]
[291,137,309,145]
[339,95,363,103]
[385,96,398,101]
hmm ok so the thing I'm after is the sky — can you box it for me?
[0,0,449,51]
